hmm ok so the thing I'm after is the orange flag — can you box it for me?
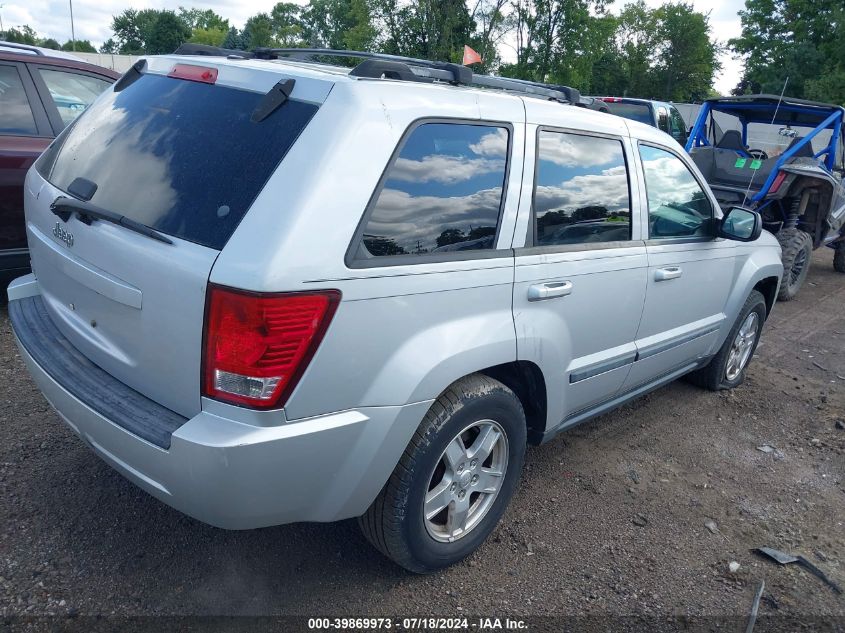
[462,45,482,66]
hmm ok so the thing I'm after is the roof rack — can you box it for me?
[173,44,586,106]
[0,41,45,56]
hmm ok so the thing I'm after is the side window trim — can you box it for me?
[0,62,52,137]
[345,117,514,269]
[637,140,718,243]
[29,65,113,135]
[524,125,636,253]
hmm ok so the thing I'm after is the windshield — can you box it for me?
[708,110,833,161]
[37,72,318,250]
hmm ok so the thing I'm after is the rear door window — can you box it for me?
[37,72,318,250]
[0,64,38,135]
[356,122,510,259]
[533,131,631,246]
[36,68,112,128]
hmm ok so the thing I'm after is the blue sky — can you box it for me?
[0,0,744,94]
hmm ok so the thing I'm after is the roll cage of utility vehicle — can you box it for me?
[685,95,845,300]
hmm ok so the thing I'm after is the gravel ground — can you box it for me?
[1,250,844,629]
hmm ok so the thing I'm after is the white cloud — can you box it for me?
[468,127,508,157]
[539,131,623,168]
[366,186,503,251]
[640,152,702,206]
[390,154,505,184]
[535,165,630,216]
[1,0,305,47]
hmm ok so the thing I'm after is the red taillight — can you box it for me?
[600,97,622,102]
[168,64,218,84]
[202,286,340,409]
[770,171,787,194]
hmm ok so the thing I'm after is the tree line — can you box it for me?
[730,0,844,104]
[1,1,721,102]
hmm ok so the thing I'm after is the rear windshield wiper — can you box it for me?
[50,197,173,245]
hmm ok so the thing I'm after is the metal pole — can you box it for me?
[1,5,5,34]
[69,0,75,51]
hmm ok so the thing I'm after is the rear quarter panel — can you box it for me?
[212,81,526,421]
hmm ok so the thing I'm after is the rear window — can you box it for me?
[606,102,653,126]
[37,72,318,250]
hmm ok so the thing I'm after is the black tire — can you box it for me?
[359,374,526,573]
[776,227,813,301]
[834,242,845,273]
[686,290,767,391]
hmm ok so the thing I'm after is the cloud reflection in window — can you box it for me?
[534,132,631,246]
[362,123,509,256]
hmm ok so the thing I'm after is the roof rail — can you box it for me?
[173,43,254,59]
[0,41,45,56]
[258,48,581,103]
[172,45,586,105]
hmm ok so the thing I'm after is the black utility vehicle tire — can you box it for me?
[686,290,766,391]
[834,242,845,273]
[777,228,813,301]
[359,374,526,573]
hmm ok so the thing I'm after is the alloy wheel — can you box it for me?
[423,420,509,543]
[725,312,760,381]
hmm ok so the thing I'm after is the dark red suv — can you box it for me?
[0,42,118,280]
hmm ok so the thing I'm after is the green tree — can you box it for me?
[498,0,609,82]
[146,11,191,54]
[271,2,306,47]
[222,26,247,50]
[301,0,377,51]
[376,0,474,62]
[61,40,98,53]
[178,7,229,32]
[110,8,189,54]
[731,0,845,102]
[244,13,277,48]
[39,38,61,50]
[467,0,510,72]
[100,39,119,54]
[188,27,228,46]
[615,0,660,96]
[651,2,721,101]
[111,8,156,53]
[2,25,38,45]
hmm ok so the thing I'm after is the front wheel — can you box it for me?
[686,290,767,391]
[359,374,526,573]
[777,228,813,301]
[834,242,845,273]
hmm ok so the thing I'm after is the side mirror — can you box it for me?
[719,206,762,242]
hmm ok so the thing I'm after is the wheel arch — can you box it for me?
[478,361,548,445]
[753,276,779,318]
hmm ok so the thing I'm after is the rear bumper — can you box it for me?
[9,276,431,529]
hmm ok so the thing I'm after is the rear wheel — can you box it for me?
[834,242,845,273]
[359,374,526,573]
[776,227,813,301]
[686,290,766,391]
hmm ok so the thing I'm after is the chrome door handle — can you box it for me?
[527,280,573,301]
[654,267,683,281]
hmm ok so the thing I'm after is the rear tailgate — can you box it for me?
[24,56,330,418]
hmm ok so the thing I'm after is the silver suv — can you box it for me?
[8,48,783,573]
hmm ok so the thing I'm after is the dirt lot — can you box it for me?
[1,250,843,629]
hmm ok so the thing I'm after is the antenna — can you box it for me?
[742,77,789,206]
